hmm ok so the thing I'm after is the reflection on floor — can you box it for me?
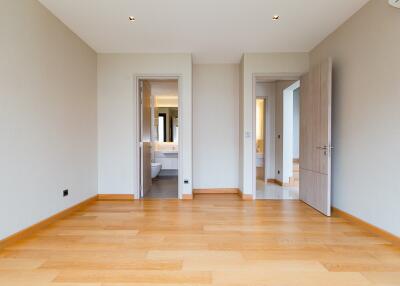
[144,176,178,199]
[256,180,299,200]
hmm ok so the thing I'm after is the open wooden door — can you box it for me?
[140,80,152,197]
[299,58,332,216]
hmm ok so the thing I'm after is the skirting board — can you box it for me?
[267,179,294,187]
[97,194,135,201]
[182,194,193,200]
[193,188,239,194]
[239,190,253,201]
[332,207,400,246]
[0,195,97,250]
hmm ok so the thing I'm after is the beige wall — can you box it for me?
[0,0,97,239]
[310,0,400,236]
[240,53,309,196]
[193,64,239,188]
[239,57,245,192]
[97,54,192,198]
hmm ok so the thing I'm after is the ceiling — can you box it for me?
[39,0,368,63]
[149,80,178,97]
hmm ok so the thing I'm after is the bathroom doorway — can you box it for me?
[254,78,300,200]
[138,78,179,199]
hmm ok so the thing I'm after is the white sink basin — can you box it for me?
[155,150,178,158]
[160,150,178,154]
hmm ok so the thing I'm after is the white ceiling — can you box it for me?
[149,80,178,97]
[39,0,368,63]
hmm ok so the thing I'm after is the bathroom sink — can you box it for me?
[155,150,178,158]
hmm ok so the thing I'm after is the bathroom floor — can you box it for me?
[144,176,178,199]
[256,180,299,200]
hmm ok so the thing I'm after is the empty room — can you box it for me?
[0,0,399,285]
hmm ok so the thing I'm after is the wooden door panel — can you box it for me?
[300,74,312,171]
[300,169,313,204]
[300,169,330,215]
[319,59,332,175]
[141,80,152,196]
[142,142,152,196]
[316,173,330,216]
[310,64,321,173]
[142,81,152,142]
[300,58,332,216]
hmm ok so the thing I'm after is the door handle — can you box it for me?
[316,145,334,150]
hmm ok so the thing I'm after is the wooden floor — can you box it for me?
[1,194,399,285]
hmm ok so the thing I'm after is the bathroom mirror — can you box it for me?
[155,107,178,143]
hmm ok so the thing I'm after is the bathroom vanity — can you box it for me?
[154,150,178,170]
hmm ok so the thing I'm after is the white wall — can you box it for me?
[0,0,97,240]
[274,81,296,183]
[255,82,276,180]
[97,54,192,198]
[193,64,239,189]
[293,88,300,159]
[310,0,400,236]
[240,53,309,196]
[239,58,244,192]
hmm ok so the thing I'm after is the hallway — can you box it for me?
[256,180,299,200]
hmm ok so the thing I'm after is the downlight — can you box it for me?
[388,0,400,8]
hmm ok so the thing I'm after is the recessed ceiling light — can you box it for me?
[272,15,280,20]
[388,0,400,8]
[128,16,136,22]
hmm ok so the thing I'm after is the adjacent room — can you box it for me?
[139,79,179,199]
[255,78,301,200]
[1,0,399,285]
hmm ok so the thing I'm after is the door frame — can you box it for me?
[135,75,182,199]
[251,73,303,199]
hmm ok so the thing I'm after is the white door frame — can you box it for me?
[252,73,302,199]
[135,75,182,199]
[282,80,300,184]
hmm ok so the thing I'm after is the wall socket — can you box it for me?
[63,189,69,197]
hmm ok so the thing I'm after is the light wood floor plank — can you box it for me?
[0,195,399,285]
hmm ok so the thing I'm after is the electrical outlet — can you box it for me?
[63,189,69,197]
[184,179,189,184]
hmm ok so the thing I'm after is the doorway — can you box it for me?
[138,78,179,199]
[254,78,300,200]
